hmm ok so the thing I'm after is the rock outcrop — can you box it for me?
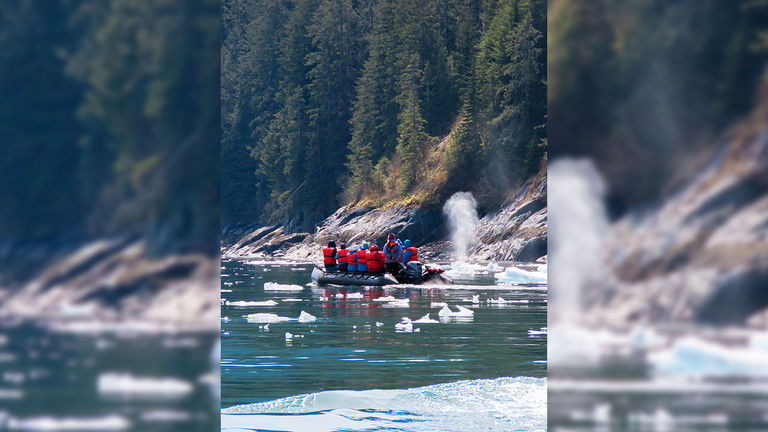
[222,176,548,263]
[588,130,768,326]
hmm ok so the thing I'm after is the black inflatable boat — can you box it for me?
[311,261,449,286]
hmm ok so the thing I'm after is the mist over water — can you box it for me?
[548,159,610,325]
[442,192,479,260]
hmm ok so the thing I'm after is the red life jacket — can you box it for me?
[347,251,357,265]
[338,249,349,264]
[366,250,384,272]
[357,250,367,265]
[405,247,418,262]
[322,247,337,265]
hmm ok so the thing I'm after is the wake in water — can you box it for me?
[222,376,546,432]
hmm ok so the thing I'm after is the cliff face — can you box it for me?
[222,176,547,263]
[589,130,768,326]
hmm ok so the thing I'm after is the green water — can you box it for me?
[220,258,547,431]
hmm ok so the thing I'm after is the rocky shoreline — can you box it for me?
[222,177,547,264]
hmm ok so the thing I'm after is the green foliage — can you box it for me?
[224,0,547,225]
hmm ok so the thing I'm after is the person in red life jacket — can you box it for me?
[322,241,337,271]
[356,242,369,272]
[347,246,359,272]
[365,244,386,273]
[336,243,349,272]
[383,233,404,275]
[402,239,419,262]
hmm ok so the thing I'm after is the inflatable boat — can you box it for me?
[311,261,449,286]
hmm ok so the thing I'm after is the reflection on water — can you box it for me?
[221,258,547,431]
[0,319,218,431]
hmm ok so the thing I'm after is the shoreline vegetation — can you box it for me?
[222,0,547,232]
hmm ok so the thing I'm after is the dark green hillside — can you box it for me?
[222,0,547,228]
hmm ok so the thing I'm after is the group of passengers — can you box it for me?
[321,233,419,275]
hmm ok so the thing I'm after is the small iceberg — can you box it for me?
[462,295,481,304]
[245,313,292,324]
[263,282,304,291]
[383,299,410,308]
[495,267,547,284]
[227,300,278,307]
[430,302,448,308]
[395,318,413,333]
[413,313,439,324]
[298,311,317,323]
[97,373,192,397]
[438,305,474,317]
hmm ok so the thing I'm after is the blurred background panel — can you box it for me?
[0,0,220,430]
[548,0,768,430]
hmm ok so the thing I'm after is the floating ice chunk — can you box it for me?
[375,322,384,327]
[487,297,510,304]
[227,300,278,307]
[97,373,192,397]
[221,316,229,322]
[298,311,317,323]
[495,267,546,284]
[487,262,502,272]
[414,328,421,333]
[528,328,548,336]
[281,298,302,302]
[430,302,448,308]
[346,292,364,299]
[220,298,226,306]
[373,296,396,302]
[263,282,304,291]
[221,289,232,293]
[223,282,233,286]
[7,415,131,431]
[383,299,410,308]
[245,313,292,324]
[395,318,413,332]
[462,295,481,304]
[413,313,440,324]
[259,324,270,332]
[649,336,768,377]
[285,332,293,341]
[438,305,474,317]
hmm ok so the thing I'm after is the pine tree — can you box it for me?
[395,54,429,193]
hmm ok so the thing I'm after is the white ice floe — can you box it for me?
[263,282,304,291]
[259,324,270,332]
[281,298,302,302]
[372,296,396,302]
[298,311,317,323]
[285,332,293,341]
[487,262,503,272]
[649,335,768,377]
[7,415,131,431]
[221,289,232,293]
[528,327,548,336]
[226,300,278,307]
[375,322,384,327]
[245,313,292,324]
[430,302,448,308]
[97,373,192,397]
[382,299,410,308]
[345,292,364,299]
[412,313,440,324]
[395,318,413,332]
[487,297,529,304]
[494,267,547,284]
[462,295,481,304]
[438,305,474,317]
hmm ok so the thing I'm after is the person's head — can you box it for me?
[404,239,411,248]
[361,242,369,250]
[341,243,347,249]
[370,244,379,252]
[388,233,396,241]
[328,240,336,248]
[350,246,358,253]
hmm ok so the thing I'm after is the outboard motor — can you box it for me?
[404,261,423,284]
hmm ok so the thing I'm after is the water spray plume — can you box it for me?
[443,192,479,260]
